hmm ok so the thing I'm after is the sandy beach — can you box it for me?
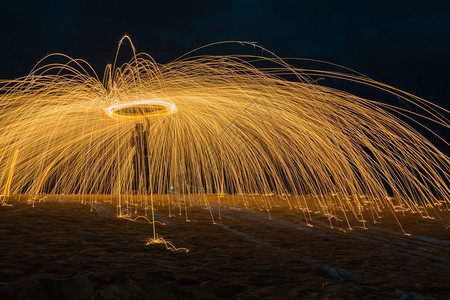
[0,196,449,299]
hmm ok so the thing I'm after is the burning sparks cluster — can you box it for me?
[0,38,448,233]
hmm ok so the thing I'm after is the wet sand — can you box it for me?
[0,197,449,299]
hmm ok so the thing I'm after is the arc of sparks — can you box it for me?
[2,150,19,197]
[0,39,448,236]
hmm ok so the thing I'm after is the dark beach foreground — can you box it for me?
[0,196,449,299]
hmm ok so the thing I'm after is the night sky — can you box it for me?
[1,0,449,109]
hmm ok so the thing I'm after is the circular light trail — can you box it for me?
[104,99,178,119]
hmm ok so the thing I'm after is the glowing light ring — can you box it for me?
[104,99,178,119]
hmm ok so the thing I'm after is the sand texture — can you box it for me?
[0,197,449,299]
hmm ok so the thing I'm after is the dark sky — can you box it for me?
[1,0,449,110]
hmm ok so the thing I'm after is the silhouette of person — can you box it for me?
[130,121,150,194]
